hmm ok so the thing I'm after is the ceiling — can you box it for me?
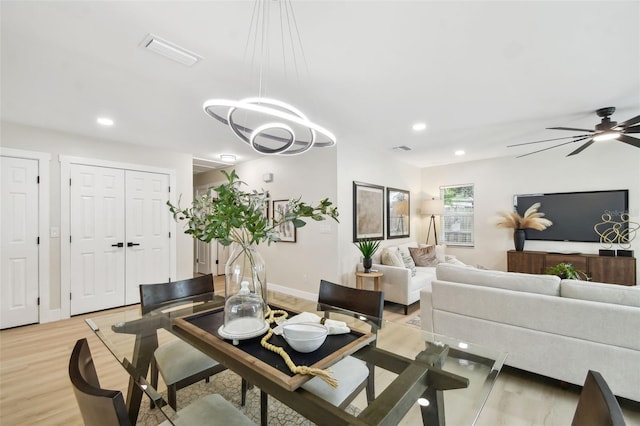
[2,1,639,170]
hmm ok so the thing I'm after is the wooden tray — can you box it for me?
[173,308,376,391]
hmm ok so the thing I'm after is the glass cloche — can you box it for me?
[218,281,268,345]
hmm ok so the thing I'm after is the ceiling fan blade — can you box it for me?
[547,126,595,133]
[616,114,640,129]
[622,125,640,134]
[507,134,591,148]
[617,134,640,148]
[516,137,590,158]
[567,138,595,156]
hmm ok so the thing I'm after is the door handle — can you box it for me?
[127,242,141,247]
[111,242,124,247]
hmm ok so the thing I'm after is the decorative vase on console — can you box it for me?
[513,229,526,252]
[355,239,380,273]
[496,202,552,251]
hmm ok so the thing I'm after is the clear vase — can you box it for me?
[224,242,267,306]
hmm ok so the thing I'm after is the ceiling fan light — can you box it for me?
[593,131,620,142]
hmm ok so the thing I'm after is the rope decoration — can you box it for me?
[260,308,338,388]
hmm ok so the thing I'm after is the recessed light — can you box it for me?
[97,117,114,126]
[219,154,236,163]
[412,122,427,131]
[455,150,465,156]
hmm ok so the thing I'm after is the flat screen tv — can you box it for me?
[513,190,629,242]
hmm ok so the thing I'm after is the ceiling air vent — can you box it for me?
[141,34,202,67]
[392,145,412,152]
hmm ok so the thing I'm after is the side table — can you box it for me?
[355,271,384,291]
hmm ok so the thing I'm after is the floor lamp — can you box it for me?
[421,198,444,245]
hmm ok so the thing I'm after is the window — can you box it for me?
[440,184,474,246]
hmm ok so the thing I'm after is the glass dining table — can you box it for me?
[86,290,506,425]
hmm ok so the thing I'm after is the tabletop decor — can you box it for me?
[260,310,338,387]
[168,169,339,306]
[496,202,552,251]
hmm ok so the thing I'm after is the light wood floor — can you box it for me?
[1,295,639,425]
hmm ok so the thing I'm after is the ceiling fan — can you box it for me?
[509,107,640,158]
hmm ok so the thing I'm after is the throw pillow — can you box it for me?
[409,246,439,267]
[419,244,447,263]
[400,251,417,277]
[381,247,404,267]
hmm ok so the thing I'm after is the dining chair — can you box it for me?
[301,279,384,408]
[571,370,626,426]
[69,338,255,426]
[139,274,227,410]
[69,337,130,425]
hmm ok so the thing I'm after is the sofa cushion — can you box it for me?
[409,246,439,267]
[419,244,447,262]
[431,280,640,351]
[445,256,466,266]
[561,279,640,308]
[400,251,416,277]
[381,247,404,267]
[435,263,560,296]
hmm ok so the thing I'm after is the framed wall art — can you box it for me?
[387,187,410,239]
[353,181,384,241]
[272,199,296,242]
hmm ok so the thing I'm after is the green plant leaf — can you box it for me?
[167,170,338,246]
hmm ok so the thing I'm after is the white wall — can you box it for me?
[0,121,194,316]
[336,139,423,287]
[194,147,339,299]
[421,142,640,284]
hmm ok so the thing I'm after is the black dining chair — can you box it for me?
[139,274,227,410]
[69,338,255,426]
[572,370,626,426]
[69,338,131,426]
[301,279,384,408]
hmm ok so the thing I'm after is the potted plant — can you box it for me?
[496,202,553,251]
[545,262,590,280]
[355,239,381,273]
[168,170,339,303]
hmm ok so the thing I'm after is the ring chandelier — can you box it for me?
[203,0,336,156]
[203,97,336,156]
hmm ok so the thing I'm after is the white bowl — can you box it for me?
[282,323,328,353]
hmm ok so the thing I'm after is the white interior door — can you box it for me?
[70,165,125,315]
[193,187,211,275]
[217,243,229,275]
[125,170,170,304]
[195,239,211,274]
[0,157,39,328]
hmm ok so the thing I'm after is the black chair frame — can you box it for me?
[69,338,132,426]
[139,274,227,410]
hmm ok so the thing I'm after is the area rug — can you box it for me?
[406,315,421,327]
[136,369,359,425]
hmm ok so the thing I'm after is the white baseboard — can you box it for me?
[267,283,316,302]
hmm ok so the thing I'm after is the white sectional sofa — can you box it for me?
[420,263,640,401]
[357,242,462,314]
